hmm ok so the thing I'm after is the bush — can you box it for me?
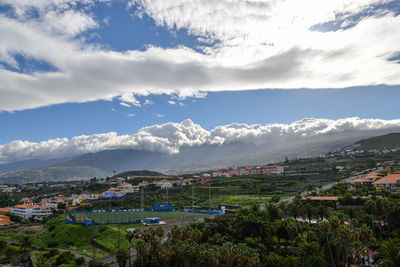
[55,251,75,266]
[75,257,85,266]
[44,248,59,258]
[47,241,58,248]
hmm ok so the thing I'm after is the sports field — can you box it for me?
[71,211,211,224]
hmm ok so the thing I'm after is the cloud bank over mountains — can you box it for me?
[1,0,400,111]
[1,117,400,164]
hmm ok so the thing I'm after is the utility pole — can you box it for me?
[209,183,211,210]
[192,183,195,222]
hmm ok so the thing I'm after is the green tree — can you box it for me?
[375,238,400,267]
[116,249,129,267]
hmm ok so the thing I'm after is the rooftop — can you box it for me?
[373,174,400,184]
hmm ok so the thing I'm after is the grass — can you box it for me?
[0,224,47,247]
[72,211,211,224]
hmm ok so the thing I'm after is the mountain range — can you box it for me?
[1,128,400,184]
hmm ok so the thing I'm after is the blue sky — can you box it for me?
[1,0,400,161]
[1,85,399,144]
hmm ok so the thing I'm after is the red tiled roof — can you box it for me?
[350,178,373,183]
[14,204,35,208]
[373,174,400,184]
[0,208,11,213]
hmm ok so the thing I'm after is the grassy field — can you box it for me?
[72,211,211,224]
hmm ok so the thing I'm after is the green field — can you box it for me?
[72,211,211,224]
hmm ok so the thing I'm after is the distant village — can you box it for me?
[1,146,399,227]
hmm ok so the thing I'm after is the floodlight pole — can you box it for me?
[192,183,195,222]
[141,187,144,223]
[209,183,211,210]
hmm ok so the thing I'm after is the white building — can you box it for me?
[11,204,53,220]
[117,183,140,193]
[157,180,173,189]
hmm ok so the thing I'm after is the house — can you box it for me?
[138,181,149,187]
[262,165,285,174]
[106,177,125,184]
[117,183,139,193]
[157,180,173,189]
[373,174,400,192]
[20,197,32,203]
[0,214,10,226]
[0,207,11,214]
[198,176,211,184]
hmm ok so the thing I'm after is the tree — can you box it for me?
[358,224,373,267]
[21,235,33,253]
[375,238,400,267]
[125,231,135,267]
[116,249,129,267]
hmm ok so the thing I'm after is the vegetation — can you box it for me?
[355,133,400,150]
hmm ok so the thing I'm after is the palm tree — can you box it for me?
[21,235,33,262]
[319,221,335,266]
[358,224,373,267]
[135,239,147,267]
[350,241,364,267]
[364,199,377,237]
[21,236,33,253]
[338,224,353,266]
[155,226,165,240]
[219,242,236,267]
[125,231,135,267]
[375,238,400,267]
[380,198,391,237]
[116,249,129,267]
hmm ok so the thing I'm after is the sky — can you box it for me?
[1,0,400,164]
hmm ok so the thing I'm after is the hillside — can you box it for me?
[0,166,107,184]
[1,129,400,184]
[354,133,400,150]
[113,170,165,178]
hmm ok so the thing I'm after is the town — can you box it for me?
[0,144,400,266]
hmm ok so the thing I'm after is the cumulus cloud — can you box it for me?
[1,117,400,164]
[0,1,400,111]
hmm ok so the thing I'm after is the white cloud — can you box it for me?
[125,113,136,117]
[110,107,116,111]
[119,93,141,107]
[168,100,176,105]
[0,1,400,111]
[120,102,131,107]
[155,113,164,118]
[143,99,154,105]
[1,117,400,164]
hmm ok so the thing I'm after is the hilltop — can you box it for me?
[353,132,400,150]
